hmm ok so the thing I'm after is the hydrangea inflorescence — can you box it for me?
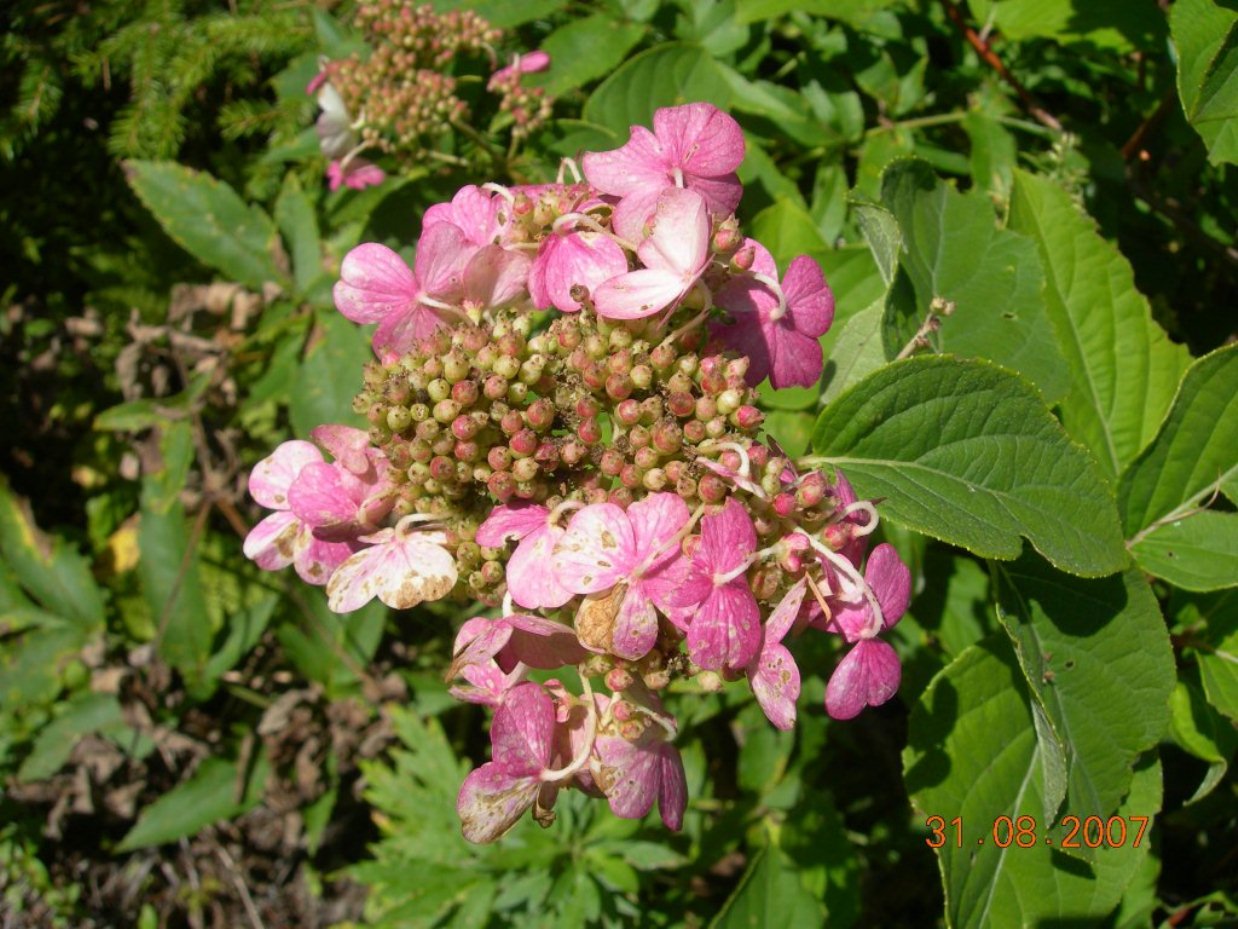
[245,103,912,842]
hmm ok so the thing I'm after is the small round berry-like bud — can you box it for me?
[667,392,695,418]
[475,344,497,371]
[732,244,755,271]
[560,440,586,466]
[386,406,412,433]
[497,333,525,357]
[797,472,826,508]
[609,327,634,350]
[619,464,643,489]
[506,381,529,404]
[676,475,698,499]
[700,370,726,396]
[628,425,651,449]
[699,473,728,503]
[705,416,727,439]
[677,354,699,377]
[534,442,560,469]
[585,333,608,359]
[430,456,456,482]
[510,429,538,457]
[557,322,582,351]
[664,460,685,483]
[607,349,633,376]
[432,434,456,457]
[454,440,480,462]
[407,462,430,485]
[717,389,743,415]
[576,397,600,420]
[423,357,444,380]
[492,355,520,379]
[615,399,641,426]
[608,486,635,508]
[488,471,516,501]
[639,397,664,423]
[443,351,470,383]
[748,443,770,470]
[451,380,479,407]
[606,667,634,692]
[451,415,478,441]
[600,449,624,476]
[683,420,707,443]
[577,417,602,445]
[605,374,633,401]
[480,560,505,585]
[650,342,677,370]
[512,457,539,482]
[519,356,545,385]
[488,444,513,473]
[734,405,764,430]
[366,402,386,426]
[634,447,659,470]
[525,398,555,431]
[773,492,797,518]
[667,372,694,395]
[427,378,451,402]
[630,364,653,390]
[409,438,433,463]
[433,399,461,423]
[483,374,508,400]
[695,397,718,421]
[415,419,440,442]
[642,467,667,491]
[500,410,524,436]
[652,421,683,454]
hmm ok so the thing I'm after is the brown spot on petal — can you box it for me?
[600,530,617,549]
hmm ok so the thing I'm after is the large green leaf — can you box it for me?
[117,754,269,852]
[811,356,1127,576]
[0,479,104,631]
[905,641,1163,929]
[880,160,1069,402]
[582,43,732,137]
[1171,0,1238,165]
[1129,511,1238,592]
[1119,346,1238,586]
[994,554,1175,847]
[711,843,823,928]
[289,309,371,436]
[966,0,1166,51]
[735,0,898,25]
[274,171,323,298]
[125,160,285,290]
[525,14,646,97]
[1008,171,1191,480]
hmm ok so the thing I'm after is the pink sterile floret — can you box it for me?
[553,493,691,660]
[327,158,385,192]
[592,187,710,321]
[714,240,835,390]
[457,681,560,843]
[243,439,361,586]
[423,185,510,249]
[674,498,762,672]
[488,50,551,89]
[476,502,573,610]
[286,433,393,542]
[746,578,806,731]
[582,102,744,242]
[592,727,687,831]
[448,613,588,706]
[528,229,629,313]
[325,515,457,613]
[825,638,902,721]
[824,542,912,643]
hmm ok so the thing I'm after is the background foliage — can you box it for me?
[1,0,1234,926]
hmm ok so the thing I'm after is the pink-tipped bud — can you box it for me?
[452,415,478,441]
[713,217,740,252]
[664,460,685,483]
[451,380,479,407]
[652,422,683,454]
[576,398,599,420]
[683,420,707,443]
[577,418,602,445]
[512,457,539,482]
[699,473,727,503]
[600,449,625,476]
[797,472,826,508]
[773,492,797,518]
[615,399,641,426]
[634,447,659,471]
[487,470,516,501]
[650,342,677,370]
[720,450,741,472]
[667,392,695,418]
[731,244,755,271]
[619,464,643,489]
[525,398,555,431]
[606,374,634,401]
[608,486,635,508]
[734,405,764,430]
[822,521,852,550]
[430,456,456,482]
[500,411,524,436]
[560,440,586,466]
[510,429,538,457]
[483,375,508,401]
[606,668,634,692]
[534,442,559,468]
[612,700,634,722]
[695,397,718,421]
[487,446,512,471]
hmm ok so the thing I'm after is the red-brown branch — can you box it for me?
[940,0,1063,132]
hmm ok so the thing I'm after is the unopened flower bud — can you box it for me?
[699,473,727,503]
[773,492,797,518]
[734,405,763,430]
[615,399,641,426]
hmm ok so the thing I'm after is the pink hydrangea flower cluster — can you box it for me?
[306,1,552,188]
[244,103,911,842]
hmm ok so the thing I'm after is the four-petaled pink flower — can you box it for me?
[592,724,687,831]
[714,240,835,390]
[674,498,762,672]
[448,613,587,706]
[457,682,562,842]
[528,229,629,312]
[476,502,573,610]
[488,50,551,89]
[593,187,710,321]
[326,515,457,613]
[243,439,358,585]
[583,102,745,241]
[746,578,806,730]
[553,493,691,660]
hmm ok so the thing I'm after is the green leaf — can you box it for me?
[1007,171,1191,480]
[289,309,371,436]
[711,843,823,928]
[963,112,1015,202]
[966,0,1166,51]
[852,200,902,288]
[811,356,1127,576]
[1119,346,1238,581]
[720,68,836,147]
[583,43,733,137]
[1169,680,1237,764]
[203,595,278,685]
[117,754,269,852]
[17,693,126,782]
[735,0,898,26]
[0,478,104,630]
[274,171,323,297]
[762,410,814,457]
[1197,598,1238,721]
[820,301,885,404]
[444,0,568,27]
[880,159,1069,402]
[1171,0,1238,165]
[905,641,1163,929]
[277,589,385,695]
[748,198,830,269]
[993,555,1176,843]
[125,160,284,290]
[1129,510,1238,592]
[525,15,646,97]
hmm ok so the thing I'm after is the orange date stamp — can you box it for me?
[925,815,1150,849]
